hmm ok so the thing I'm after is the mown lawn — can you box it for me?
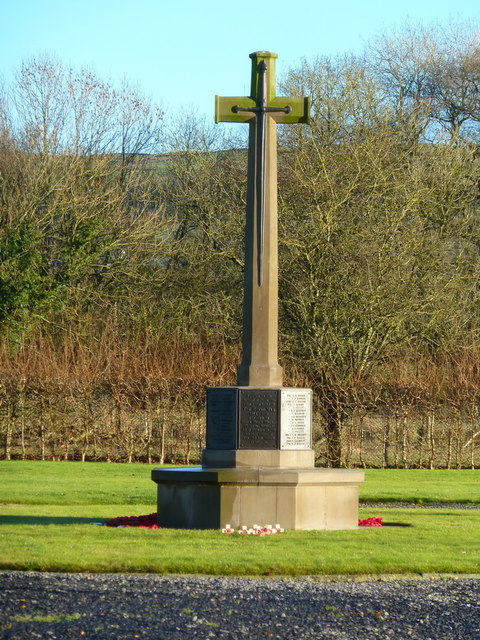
[1,461,478,504]
[0,461,478,575]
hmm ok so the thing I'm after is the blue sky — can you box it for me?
[1,0,479,123]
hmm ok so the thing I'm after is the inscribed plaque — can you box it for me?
[238,389,279,449]
[280,389,312,450]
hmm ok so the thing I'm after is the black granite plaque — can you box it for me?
[238,389,279,449]
[206,388,237,450]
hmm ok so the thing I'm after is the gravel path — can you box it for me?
[1,572,479,639]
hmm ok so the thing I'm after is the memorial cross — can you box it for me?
[216,52,309,387]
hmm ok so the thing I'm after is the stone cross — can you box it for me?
[152,53,363,531]
[215,51,309,387]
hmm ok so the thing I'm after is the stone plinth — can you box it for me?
[202,448,315,468]
[151,467,364,530]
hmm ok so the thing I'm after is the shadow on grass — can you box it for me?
[0,516,105,525]
[0,514,414,529]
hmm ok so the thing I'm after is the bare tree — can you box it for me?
[278,43,480,466]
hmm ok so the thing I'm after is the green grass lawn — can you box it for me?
[360,468,480,504]
[0,504,478,575]
[1,461,479,505]
[0,460,164,505]
[0,461,479,576]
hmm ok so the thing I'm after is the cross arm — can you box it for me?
[269,96,310,124]
[215,95,310,125]
[215,96,256,123]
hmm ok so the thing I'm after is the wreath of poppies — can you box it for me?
[102,514,383,529]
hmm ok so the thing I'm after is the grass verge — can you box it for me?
[0,504,478,575]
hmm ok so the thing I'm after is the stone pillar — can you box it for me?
[237,52,283,388]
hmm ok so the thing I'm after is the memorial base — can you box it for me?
[202,448,315,468]
[151,467,364,531]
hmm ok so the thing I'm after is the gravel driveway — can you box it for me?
[1,571,479,639]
